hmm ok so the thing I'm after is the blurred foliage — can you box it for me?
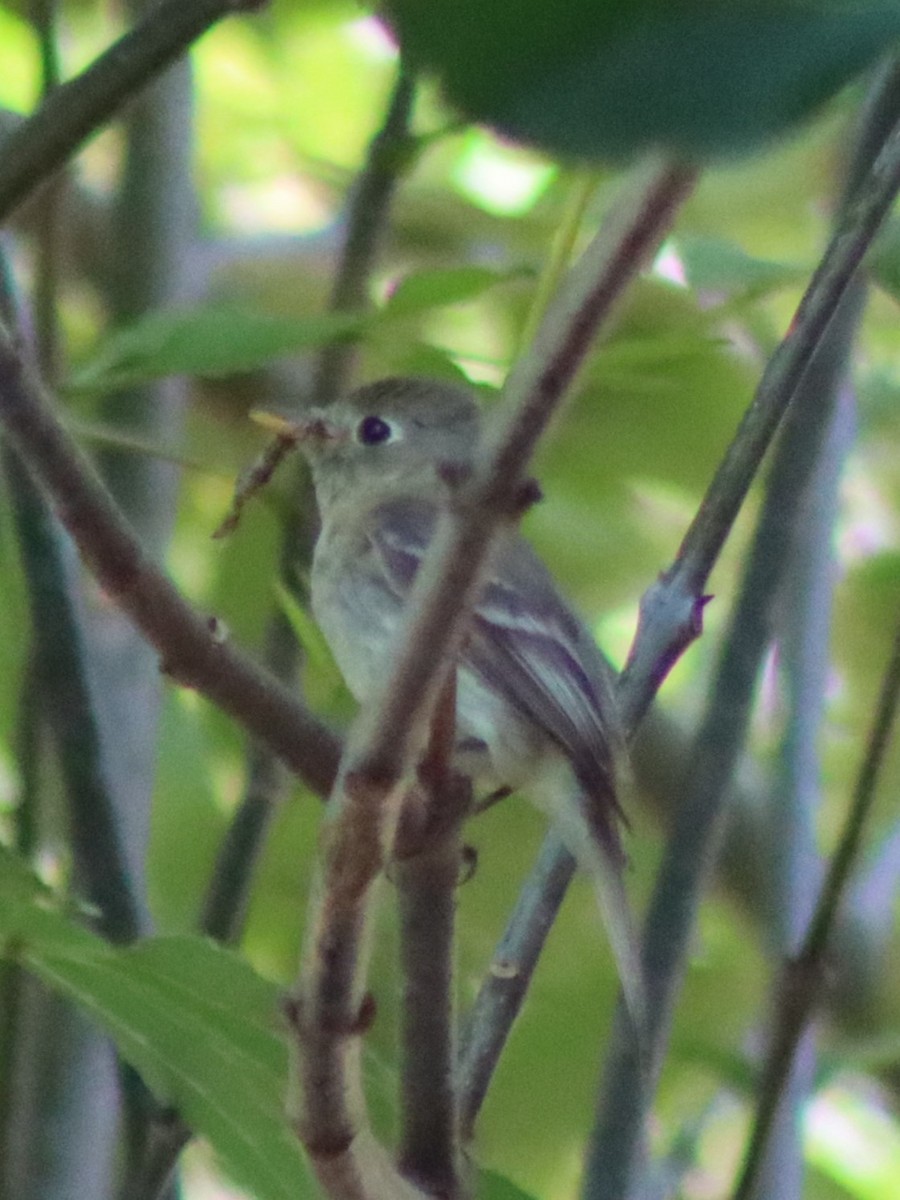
[0,2,899,1199]
[383,0,900,159]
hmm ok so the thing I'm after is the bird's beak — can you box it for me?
[250,408,347,445]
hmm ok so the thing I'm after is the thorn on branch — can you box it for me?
[694,593,714,634]
[206,614,229,644]
[512,476,543,515]
[459,844,478,884]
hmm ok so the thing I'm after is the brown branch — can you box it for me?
[286,156,694,1198]
[0,315,340,796]
[394,674,468,1199]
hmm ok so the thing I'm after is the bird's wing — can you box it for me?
[371,498,643,1038]
[371,499,628,856]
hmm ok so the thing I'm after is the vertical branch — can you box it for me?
[395,838,463,1195]
[200,62,417,946]
[92,21,196,1194]
[311,64,416,407]
[1,6,138,1192]
[458,830,575,1140]
[748,386,854,1200]
[394,674,467,1197]
[731,613,900,1200]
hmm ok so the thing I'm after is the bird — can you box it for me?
[290,375,643,1030]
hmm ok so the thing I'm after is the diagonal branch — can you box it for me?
[731,611,900,1200]
[286,156,695,1199]
[586,64,900,1200]
[623,104,900,726]
[0,0,264,222]
[0,305,341,796]
[459,75,900,1150]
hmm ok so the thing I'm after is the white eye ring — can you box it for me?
[356,415,402,446]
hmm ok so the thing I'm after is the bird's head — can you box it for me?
[285,377,483,510]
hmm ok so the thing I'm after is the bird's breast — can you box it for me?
[310,519,402,702]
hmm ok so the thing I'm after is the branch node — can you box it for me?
[693,592,714,633]
[206,614,229,644]
[459,844,478,884]
[512,476,543,514]
[489,958,520,981]
[282,990,377,1040]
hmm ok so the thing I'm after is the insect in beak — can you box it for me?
[250,409,347,445]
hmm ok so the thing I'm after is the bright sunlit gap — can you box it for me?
[453,134,557,217]
[653,240,689,288]
[218,177,332,234]
[0,10,40,110]
[838,459,899,564]
[806,1077,900,1200]
[345,15,399,63]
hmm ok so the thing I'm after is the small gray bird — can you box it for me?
[294,376,643,1026]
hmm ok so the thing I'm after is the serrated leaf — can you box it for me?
[382,265,526,317]
[0,853,313,1200]
[384,0,900,160]
[67,307,368,395]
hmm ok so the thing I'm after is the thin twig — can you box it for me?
[286,156,694,1198]
[731,613,900,1200]
[746,383,854,1200]
[3,446,145,943]
[0,258,143,948]
[201,59,417,959]
[0,0,264,222]
[361,157,696,777]
[458,830,575,1140]
[586,295,866,1200]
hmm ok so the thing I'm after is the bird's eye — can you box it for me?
[357,415,394,446]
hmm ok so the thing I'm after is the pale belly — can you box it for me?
[310,528,547,792]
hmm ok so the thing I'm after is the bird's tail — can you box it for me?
[551,779,647,1051]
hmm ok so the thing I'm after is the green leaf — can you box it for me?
[870,216,900,305]
[275,581,347,713]
[382,265,526,317]
[66,272,521,395]
[384,0,900,160]
[676,233,804,296]
[479,1168,540,1199]
[0,852,313,1200]
[67,307,368,395]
